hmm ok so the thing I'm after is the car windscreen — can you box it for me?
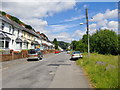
[73,51,80,54]
[28,49,36,54]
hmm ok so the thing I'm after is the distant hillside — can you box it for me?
[58,41,70,50]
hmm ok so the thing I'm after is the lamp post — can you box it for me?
[80,8,90,57]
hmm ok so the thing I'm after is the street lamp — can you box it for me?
[80,8,90,57]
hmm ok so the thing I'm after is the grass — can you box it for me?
[76,53,118,88]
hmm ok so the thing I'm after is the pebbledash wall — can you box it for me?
[0,14,55,51]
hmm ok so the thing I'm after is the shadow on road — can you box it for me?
[69,58,79,61]
[27,59,41,61]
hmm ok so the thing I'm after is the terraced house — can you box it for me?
[0,12,54,51]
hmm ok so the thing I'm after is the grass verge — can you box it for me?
[76,53,118,88]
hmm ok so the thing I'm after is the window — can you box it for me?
[0,39,9,49]
[5,41,9,48]
[12,40,14,45]
[9,25,12,32]
[12,27,14,34]
[20,43,22,48]
[0,41,4,48]
[1,23,5,30]
[18,30,19,37]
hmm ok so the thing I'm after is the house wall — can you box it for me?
[0,20,23,51]
[0,16,54,51]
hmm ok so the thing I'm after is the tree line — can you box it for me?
[53,38,70,50]
[71,29,119,55]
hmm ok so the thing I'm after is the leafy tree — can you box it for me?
[71,40,78,50]
[76,40,87,52]
[10,15,23,24]
[0,11,6,16]
[53,38,58,49]
[91,29,118,55]
[25,25,33,30]
[82,34,88,44]
[71,29,118,55]
[58,41,69,50]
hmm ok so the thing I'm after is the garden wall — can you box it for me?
[0,49,55,62]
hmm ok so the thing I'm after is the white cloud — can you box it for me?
[2,1,76,19]
[90,13,105,22]
[89,23,97,34]
[2,0,77,2]
[24,18,47,27]
[64,15,85,22]
[1,1,76,32]
[97,19,108,27]
[48,32,72,42]
[89,9,118,34]
[90,9,118,22]
[72,30,86,40]
[89,23,96,30]
[104,9,118,19]
[48,24,77,33]
[107,21,118,32]
[89,20,118,34]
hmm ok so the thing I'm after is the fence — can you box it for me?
[0,49,55,62]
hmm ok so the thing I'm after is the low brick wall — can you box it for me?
[0,49,55,62]
[0,54,12,62]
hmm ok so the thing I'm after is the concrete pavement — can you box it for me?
[49,60,90,88]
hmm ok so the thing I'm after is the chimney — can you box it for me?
[5,14,11,19]
[36,32,40,35]
[20,24,25,27]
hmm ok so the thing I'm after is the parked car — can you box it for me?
[27,49,43,60]
[71,51,83,59]
[67,50,70,54]
[55,50,61,54]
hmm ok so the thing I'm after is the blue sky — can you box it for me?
[44,2,118,41]
[1,1,118,42]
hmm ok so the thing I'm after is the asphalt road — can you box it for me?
[1,52,90,88]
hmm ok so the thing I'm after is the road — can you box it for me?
[1,52,90,88]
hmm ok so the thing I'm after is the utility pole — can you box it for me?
[86,8,90,57]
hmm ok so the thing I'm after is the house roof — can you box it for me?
[23,40,29,43]
[0,31,11,40]
[31,41,40,45]
[15,37,22,43]
[0,16,39,37]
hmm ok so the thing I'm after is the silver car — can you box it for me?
[27,49,43,60]
[71,51,83,59]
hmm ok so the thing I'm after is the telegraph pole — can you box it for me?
[86,8,90,57]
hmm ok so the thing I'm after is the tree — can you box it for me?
[58,41,69,50]
[71,29,118,55]
[0,11,6,16]
[91,29,118,55]
[76,40,87,52]
[25,25,33,30]
[71,40,78,50]
[53,38,58,49]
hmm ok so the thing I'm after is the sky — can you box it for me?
[1,0,118,42]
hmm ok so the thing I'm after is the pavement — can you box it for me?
[1,52,91,88]
[49,59,90,88]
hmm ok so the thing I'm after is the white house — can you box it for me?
[0,15,23,50]
[0,13,54,51]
